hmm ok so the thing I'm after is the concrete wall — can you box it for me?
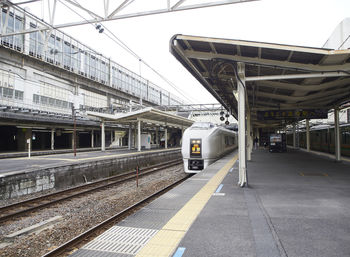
[0,149,181,200]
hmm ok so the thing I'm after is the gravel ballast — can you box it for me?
[0,164,186,257]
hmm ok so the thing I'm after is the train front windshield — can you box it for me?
[270,134,282,145]
[190,139,202,158]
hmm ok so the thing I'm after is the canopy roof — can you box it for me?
[170,34,350,127]
[86,107,194,128]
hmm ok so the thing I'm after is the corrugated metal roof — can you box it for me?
[170,34,350,127]
[86,107,194,128]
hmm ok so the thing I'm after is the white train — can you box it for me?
[181,122,238,173]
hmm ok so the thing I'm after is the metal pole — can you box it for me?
[111,130,113,145]
[306,119,310,152]
[293,122,296,148]
[237,62,247,187]
[101,120,105,151]
[165,127,168,149]
[72,106,77,157]
[137,120,141,152]
[247,111,251,161]
[74,117,76,156]
[51,128,55,150]
[28,139,31,158]
[134,125,137,148]
[334,108,341,161]
[91,130,94,148]
[128,124,132,150]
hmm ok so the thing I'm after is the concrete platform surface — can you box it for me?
[70,148,350,257]
[0,147,181,200]
[0,147,178,176]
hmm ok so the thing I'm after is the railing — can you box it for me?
[0,6,184,108]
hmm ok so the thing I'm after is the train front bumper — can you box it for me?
[188,159,204,170]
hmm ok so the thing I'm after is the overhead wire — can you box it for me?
[59,0,197,104]
[101,26,199,104]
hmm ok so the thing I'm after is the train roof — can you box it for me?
[190,122,215,129]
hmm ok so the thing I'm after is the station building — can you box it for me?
[0,5,185,153]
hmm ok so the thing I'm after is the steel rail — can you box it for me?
[0,159,182,223]
[41,174,189,257]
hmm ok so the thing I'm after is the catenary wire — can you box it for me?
[59,0,198,104]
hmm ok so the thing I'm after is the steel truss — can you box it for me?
[0,0,258,37]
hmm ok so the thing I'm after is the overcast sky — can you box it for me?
[23,0,350,104]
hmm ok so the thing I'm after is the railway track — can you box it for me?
[0,159,182,223]
[41,174,189,257]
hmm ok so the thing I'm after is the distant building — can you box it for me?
[0,5,183,152]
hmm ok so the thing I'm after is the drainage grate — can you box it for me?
[82,226,158,255]
[299,172,328,177]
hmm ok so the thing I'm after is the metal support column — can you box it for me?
[156,127,159,147]
[306,119,310,152]
[165,127,168,149]
[134,125,137,148]
[247,111,252,161]
[293,123,296,148]
[128,124,132,150]
[237,63,247,187]
[137,120,141,152]
[101,120,105,152]
[91,130,94,148]
[111,130,113,145]
[51,128,55,150]
[334,108,341,161]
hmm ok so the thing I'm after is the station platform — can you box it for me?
[0,147,175,176]
[0,146,123,159]
[0,147,181,200]
[71,148,350,257]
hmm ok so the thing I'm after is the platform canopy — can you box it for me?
[86,107,194,128]
[170,34,350,128]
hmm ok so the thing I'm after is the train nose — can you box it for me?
[189,159,204,170]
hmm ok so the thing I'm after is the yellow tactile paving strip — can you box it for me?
[135,154,238,257]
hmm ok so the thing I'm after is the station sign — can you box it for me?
[257,109,328,120]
